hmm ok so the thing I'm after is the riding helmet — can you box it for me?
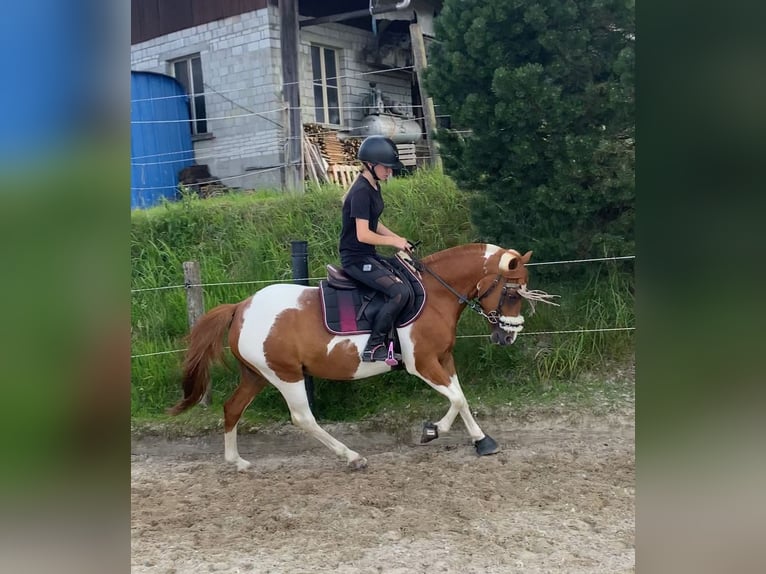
[357,136,404,170]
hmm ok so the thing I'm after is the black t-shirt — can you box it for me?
[339,176,384,266]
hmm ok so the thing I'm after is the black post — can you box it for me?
[291,240,309,285]
[291,240,315,412]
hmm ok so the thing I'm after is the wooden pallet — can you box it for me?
[329,164,359,187]
[396,143,417,167]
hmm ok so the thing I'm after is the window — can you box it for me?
[171,55,208,135]
[311,46,341,125]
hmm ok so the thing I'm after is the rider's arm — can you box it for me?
[375,221,399,238]
[355,218,409,250]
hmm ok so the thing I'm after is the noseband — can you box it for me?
[410,256,521,325]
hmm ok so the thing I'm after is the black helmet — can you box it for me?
[357,136,404,170]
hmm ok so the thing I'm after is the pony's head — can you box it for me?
[478,247,560,345]
[475,248,533,346]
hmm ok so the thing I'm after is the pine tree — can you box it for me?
[425,0,634,260]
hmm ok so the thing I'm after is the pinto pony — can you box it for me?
[168,243,558,470]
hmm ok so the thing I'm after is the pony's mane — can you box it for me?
[421,243,487,266]
[420,244,560,313]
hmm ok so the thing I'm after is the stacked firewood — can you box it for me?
[303,124,361,170]
[342,137,362,164]
[177,164,231,198]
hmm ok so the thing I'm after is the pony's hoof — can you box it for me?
[420,422,439,444]
[474,435,500,456]
[348,456,368,470]
[235,459,252,472]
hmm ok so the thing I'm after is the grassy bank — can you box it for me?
[131,170,634,425]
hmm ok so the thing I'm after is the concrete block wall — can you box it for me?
[131,6,284,190]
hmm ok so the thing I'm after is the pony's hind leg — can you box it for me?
[223,364,267,471]
[271,378,368,470]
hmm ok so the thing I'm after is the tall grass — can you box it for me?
[531,262,635,384]
[131,169,634,421]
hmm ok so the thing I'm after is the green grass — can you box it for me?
[131,169,634,428]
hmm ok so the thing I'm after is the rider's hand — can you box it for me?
[397,237,412,252]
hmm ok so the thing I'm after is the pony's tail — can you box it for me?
[166,303,239,415]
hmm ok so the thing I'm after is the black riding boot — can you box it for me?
[361,332,390,362]
[361,311,397,364]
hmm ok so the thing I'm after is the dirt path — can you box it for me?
[132,411,634,573]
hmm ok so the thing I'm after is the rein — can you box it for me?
[408,252,519,324]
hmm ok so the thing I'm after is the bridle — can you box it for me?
[408,253,522,325]
[475,275,522,324]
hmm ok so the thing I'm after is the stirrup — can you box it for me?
[385,341,399,366]
[362,343,398,365]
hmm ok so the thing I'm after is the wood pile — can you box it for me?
[303,123,362,186]
[177,164,231,198]
[320,131,346,164]
[304,123,360,164]
[343,138,362,163]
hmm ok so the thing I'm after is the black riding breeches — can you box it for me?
[342,255,412,338]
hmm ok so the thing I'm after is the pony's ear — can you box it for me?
[521,250,533,264]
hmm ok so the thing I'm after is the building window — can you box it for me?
[171,55,208,135]
[311,46,341,125]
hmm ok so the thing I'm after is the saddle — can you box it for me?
[319,252,426,336]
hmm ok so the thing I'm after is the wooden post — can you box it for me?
[409,22,442,170]
[183,261,211,406]
[280,0,304,192]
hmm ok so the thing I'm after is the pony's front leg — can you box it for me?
[271,379,368,470]
[413,358,500,456]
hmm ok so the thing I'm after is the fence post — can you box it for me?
[291,240,316,413]
[183,260,211,406]
[409,22,442,170]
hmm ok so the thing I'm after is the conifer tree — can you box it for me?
[425,0,634,260]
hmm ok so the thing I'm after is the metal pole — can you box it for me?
[290,240,315,412]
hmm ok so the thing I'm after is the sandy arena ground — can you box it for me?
[131,406,634,574]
